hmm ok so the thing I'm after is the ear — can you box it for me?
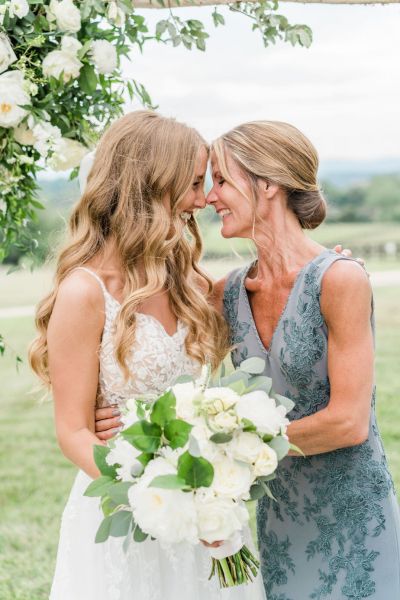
[262,180,279,200]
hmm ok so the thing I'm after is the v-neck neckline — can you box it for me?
[240,249,329,356]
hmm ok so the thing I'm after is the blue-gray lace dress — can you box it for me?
[223,249,400,600]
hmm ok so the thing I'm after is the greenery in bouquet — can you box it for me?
[84,356,301,588]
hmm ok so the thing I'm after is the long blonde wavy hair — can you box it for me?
[30,110,229,385]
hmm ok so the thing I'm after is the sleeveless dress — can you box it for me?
[223,249,400,600]
[50,267,266,600]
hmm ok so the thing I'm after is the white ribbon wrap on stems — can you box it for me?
[208,531,244,560]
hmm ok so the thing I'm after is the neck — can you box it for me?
[251,211,323,282]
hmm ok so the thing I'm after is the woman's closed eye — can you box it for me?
[218,179,225,187]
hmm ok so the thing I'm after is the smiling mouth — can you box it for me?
[218,209,232,220]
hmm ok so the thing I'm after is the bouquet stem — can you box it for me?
[210,545,260,588]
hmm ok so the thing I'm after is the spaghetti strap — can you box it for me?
[73,266,109,299]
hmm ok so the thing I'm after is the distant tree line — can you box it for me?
[3,172,400,266]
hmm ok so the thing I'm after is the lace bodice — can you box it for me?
[75,268,200,409]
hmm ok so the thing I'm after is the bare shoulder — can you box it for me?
[321,259,372,323]
[322,259,371,297]
[50,269,105,334]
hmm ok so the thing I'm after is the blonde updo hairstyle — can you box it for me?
[30,110,229,384]
[212,120,327,230]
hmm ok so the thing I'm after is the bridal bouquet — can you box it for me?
[84,357,298,588]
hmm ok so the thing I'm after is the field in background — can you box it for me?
[0,248,399,599]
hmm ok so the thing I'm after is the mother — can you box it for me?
[207,120,400,599]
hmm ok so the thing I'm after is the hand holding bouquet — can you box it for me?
[84,357,299,588]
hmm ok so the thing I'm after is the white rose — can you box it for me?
[172,381,199,424]
[106,438,143,481]
[0,70,30,128]
[236,391,289,436]
[48,137,89,171]
[209,411,239,434]
[253,444,278,478]
[189,418,223,462]
[13,122,35,146]
[0,33,17,74]
[128,457,198,545]
[202,387,240,415]
[49,0,81,33]
[9,0,29,19]
[211,455,252,500]
[228,431,264,464]
[61,35,82,55]
[107,1,125,27]
[31,121,62,157]
[42,48,82,83]
[90,39,117,75]
[196,493,248,544]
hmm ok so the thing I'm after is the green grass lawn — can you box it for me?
[0,273,399,598]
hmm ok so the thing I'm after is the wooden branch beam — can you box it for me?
[134,0,400,7]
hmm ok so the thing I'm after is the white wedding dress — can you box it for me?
[50,267,266,600]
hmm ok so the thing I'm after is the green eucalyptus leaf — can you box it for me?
[93,445,117,478]
[249,483,266,500]
[268,436,290,461]
[108,482,133,505]
[122,420,161,453]
[164,419,192,449]
[209,432,233,444]
[95,515,112,543]
[289,443,305,457]
[109,510,133,538]
[150,390,176,427]
[133,524,148,542]
[240,357,266,375]
[177,451,214,489]
[273,393,295,413]
[84,476,115,497]
[149,474,188,489]
[244,375,273,395]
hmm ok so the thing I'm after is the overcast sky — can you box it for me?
[123,2,400,163]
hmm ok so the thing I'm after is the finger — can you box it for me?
[341,248,352,257]
[96,406,120,420]
[95,416,123,432]
[96,428,121,442]
[333,244,342,253]
[355,257,365,266]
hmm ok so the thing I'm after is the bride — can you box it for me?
[29,110,266,600]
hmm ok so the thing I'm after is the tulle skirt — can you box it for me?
[50,470,267,600]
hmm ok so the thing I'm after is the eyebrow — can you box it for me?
[194,174,205,181]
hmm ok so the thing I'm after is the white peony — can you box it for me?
[196,492,248,544]
[0,70,30,128]
[61,35,82,55]
[189,418,223,463]
[0,33,17,74]
[31,120,62,157]
[106,438,143,481]
[13,122,35,146]
[253,444,278,478]
[202,387,240,415]
[42,47,82,83]
[211,455,253,500]
[228,431,264,464]
[48,137,89,171]
[107,1,125,27]
[172,381,199,424]
[8,0,29,19]
[49,0,81,33]
[90,39,117,74]
[236,391,289,436]
[208,410,239,434]
[128,457,198,545]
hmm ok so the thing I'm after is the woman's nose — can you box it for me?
[195,191,207,210]
[206,188,217,205]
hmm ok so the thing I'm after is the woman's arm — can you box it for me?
[287,259,374,456]
[47,272,106,478]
